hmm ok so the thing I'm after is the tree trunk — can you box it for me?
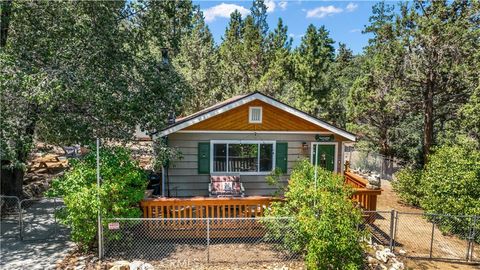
[423,80,434,166]
[0,161,24,197]
[0,0,12,48]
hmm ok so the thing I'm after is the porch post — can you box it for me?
[96,137,103,259]
[161,165,166,197]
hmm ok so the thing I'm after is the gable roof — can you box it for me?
[157,92,356,141]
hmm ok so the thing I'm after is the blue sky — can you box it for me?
[194,0,382,54]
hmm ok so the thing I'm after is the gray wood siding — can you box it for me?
[166,132,345,197]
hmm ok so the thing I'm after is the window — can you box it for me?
[211,141,275,174]
[249,107,262,123]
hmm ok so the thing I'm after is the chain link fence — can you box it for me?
[0,195,21,239]
[0,195,68,242]
[20,198,69,241]
[344,149,400,180]
[102,211,480,265]
[103,217,302,264]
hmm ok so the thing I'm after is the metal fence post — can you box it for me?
[393,210,399,252]
[389,210,395,250]
[467,215,477,262]
[206,218,210,263]
[429,217,435,259]
[53,198,58,239]
[19,199,24,241]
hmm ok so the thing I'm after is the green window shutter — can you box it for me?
[275,142,288,173]
[198,142,210,174]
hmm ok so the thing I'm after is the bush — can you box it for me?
[47,146,147,249]
[264,160,364,270]
[420,142,480,239]
[392,167,423,207]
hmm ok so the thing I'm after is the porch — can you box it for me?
[140,169,381,219]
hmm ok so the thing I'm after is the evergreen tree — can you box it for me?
[173,7,220,114]
[218,10,245,98]
[396,0,480,164]
[250,0,269,37]
[292,25,335,116]
[258,18,293,97]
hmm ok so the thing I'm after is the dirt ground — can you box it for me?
[376,180,480,270]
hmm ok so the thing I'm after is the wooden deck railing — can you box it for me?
[140,196,280,219]
[139,196,281,239]
[344,165,382,212]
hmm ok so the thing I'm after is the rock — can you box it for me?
[141,263,154,270]
[398,249,407,255]
[129,261,144,270]
[389,261,404,270]
[367,255,378,264]
[109,261,130,270]
[375,264,388,270]
[376,248,395,263]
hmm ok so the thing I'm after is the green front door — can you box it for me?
[314,144,336,172]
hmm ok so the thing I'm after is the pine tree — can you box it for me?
[173,7,220,114]
[250,0,269,37]
[292,24,335,116]
[258,18,293,97]
[218,10,245,98]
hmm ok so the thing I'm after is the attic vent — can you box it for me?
[249,107,262,123]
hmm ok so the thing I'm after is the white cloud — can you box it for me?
[279,1,288,10]
[203,3,250,22]
[265,0,276,13]
[350,28,361,33]
[306,5,343,19]
[346,2,358,12]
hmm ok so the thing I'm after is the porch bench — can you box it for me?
[209,175,245,197]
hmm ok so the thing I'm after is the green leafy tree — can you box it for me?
[420,140,480,240]
[0,1,194,196]
[1,1,138,196]
[47,146,148,249]
[460,86,480,144]
[264,160,364,269]
[392,167,423,206]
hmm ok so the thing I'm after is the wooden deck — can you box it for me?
[140,196,280,219]
[344,168,382,212]
[139,196,280,239]
[139,170,382,238]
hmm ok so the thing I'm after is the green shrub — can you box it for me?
[420,142,480,239]
[264,160,364,270]
[47,146,147,249]
[392,167,423,207]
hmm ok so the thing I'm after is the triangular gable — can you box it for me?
[158,92,356,141]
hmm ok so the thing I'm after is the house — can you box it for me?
[155,92,356,197]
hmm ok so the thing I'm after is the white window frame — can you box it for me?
[310,142,338,173]
[249,106,263,123]
[210,140,276,175]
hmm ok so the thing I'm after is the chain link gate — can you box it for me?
[19,198,69,241]
[0,195,21,239]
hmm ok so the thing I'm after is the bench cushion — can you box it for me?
[211,175,240,183]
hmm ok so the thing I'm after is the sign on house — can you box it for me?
[315,134,334,142]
